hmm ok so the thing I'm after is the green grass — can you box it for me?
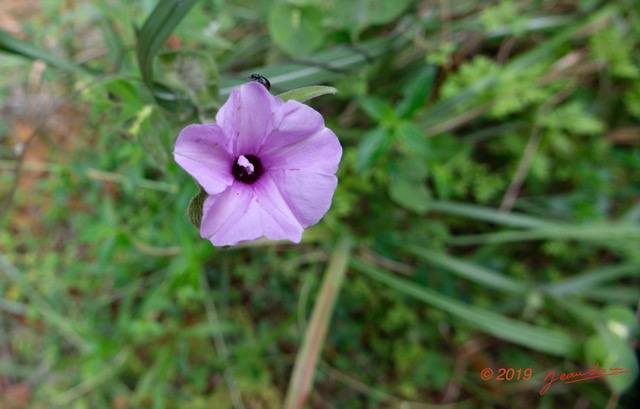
[1,1,639,408]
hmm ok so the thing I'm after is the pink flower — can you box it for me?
[174,82,342,246]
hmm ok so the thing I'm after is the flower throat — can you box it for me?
[232,154,264,184]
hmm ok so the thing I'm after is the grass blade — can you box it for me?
[219,38,392,97]
[136,0,199,87]
[0,29,90,74]
[403,245,529,294]
[449,224,640,245]
[428,200,555,228]
[284,235,353,409]
[545,264,640,296]
[352,259,580,357]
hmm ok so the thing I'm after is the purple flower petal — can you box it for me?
[174,124,234,195]
[200,179,303,246]
[215,82,284,156]
[262,128,342,174]
[269,169,338,227]
[259,100,325,155]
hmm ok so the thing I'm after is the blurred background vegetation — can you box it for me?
[1,0,639,408]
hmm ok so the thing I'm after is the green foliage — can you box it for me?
[268,3,324,56]
[480,0,528,37]
[1,1,639,409]
[440,56,556,118]
[590,26,639,78]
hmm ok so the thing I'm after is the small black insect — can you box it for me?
[250,74,271,91]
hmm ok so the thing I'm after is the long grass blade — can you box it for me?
[353,259,579,357]
[0,29,90,74]
[136,0,199,87]
[449,224,640,245]
[403,245,529,294]
[428,200,554,228]
[284,235,353,409]
[545,264,640,296]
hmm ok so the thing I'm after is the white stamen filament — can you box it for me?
[237,155,254,175]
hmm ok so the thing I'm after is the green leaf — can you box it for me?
[388,158,430,214]
[396,121,429,159]
[136,0,199,87]
[397,66,436,119]
[268,4,324,57]
[277,86,338,103]
[353,259,580,357]
[188,185,207,228]
[585,332,638,393]
[389,179,430,214]
[602,305,637,341]
[330,0,413,31]
[0,29,90,75]
[356,127,392,173]
[358,96,397,124]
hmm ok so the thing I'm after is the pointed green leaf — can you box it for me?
[358,96,396,124]
[356,127,392,173]
[277,86,338,103]
[397,66,436,119]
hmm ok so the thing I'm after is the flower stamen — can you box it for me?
[232,154,263,184]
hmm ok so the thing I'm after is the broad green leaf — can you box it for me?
[602,306,637,341]
[277,86,338,102]
[268,4,324,57]
[285,236,353,409]
[358,96,397,124]
[396,121,430,159]
[356,127,392,173]
[331,0,413,31]
[585,332,638,393]
[353,259,580,357]
[0,29,90,75]
[388,158,430,213]
[389,179,430,213]
[136,0,199,87]
[397,65,436,119]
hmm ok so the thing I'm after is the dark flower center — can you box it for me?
[232,154,264,184]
